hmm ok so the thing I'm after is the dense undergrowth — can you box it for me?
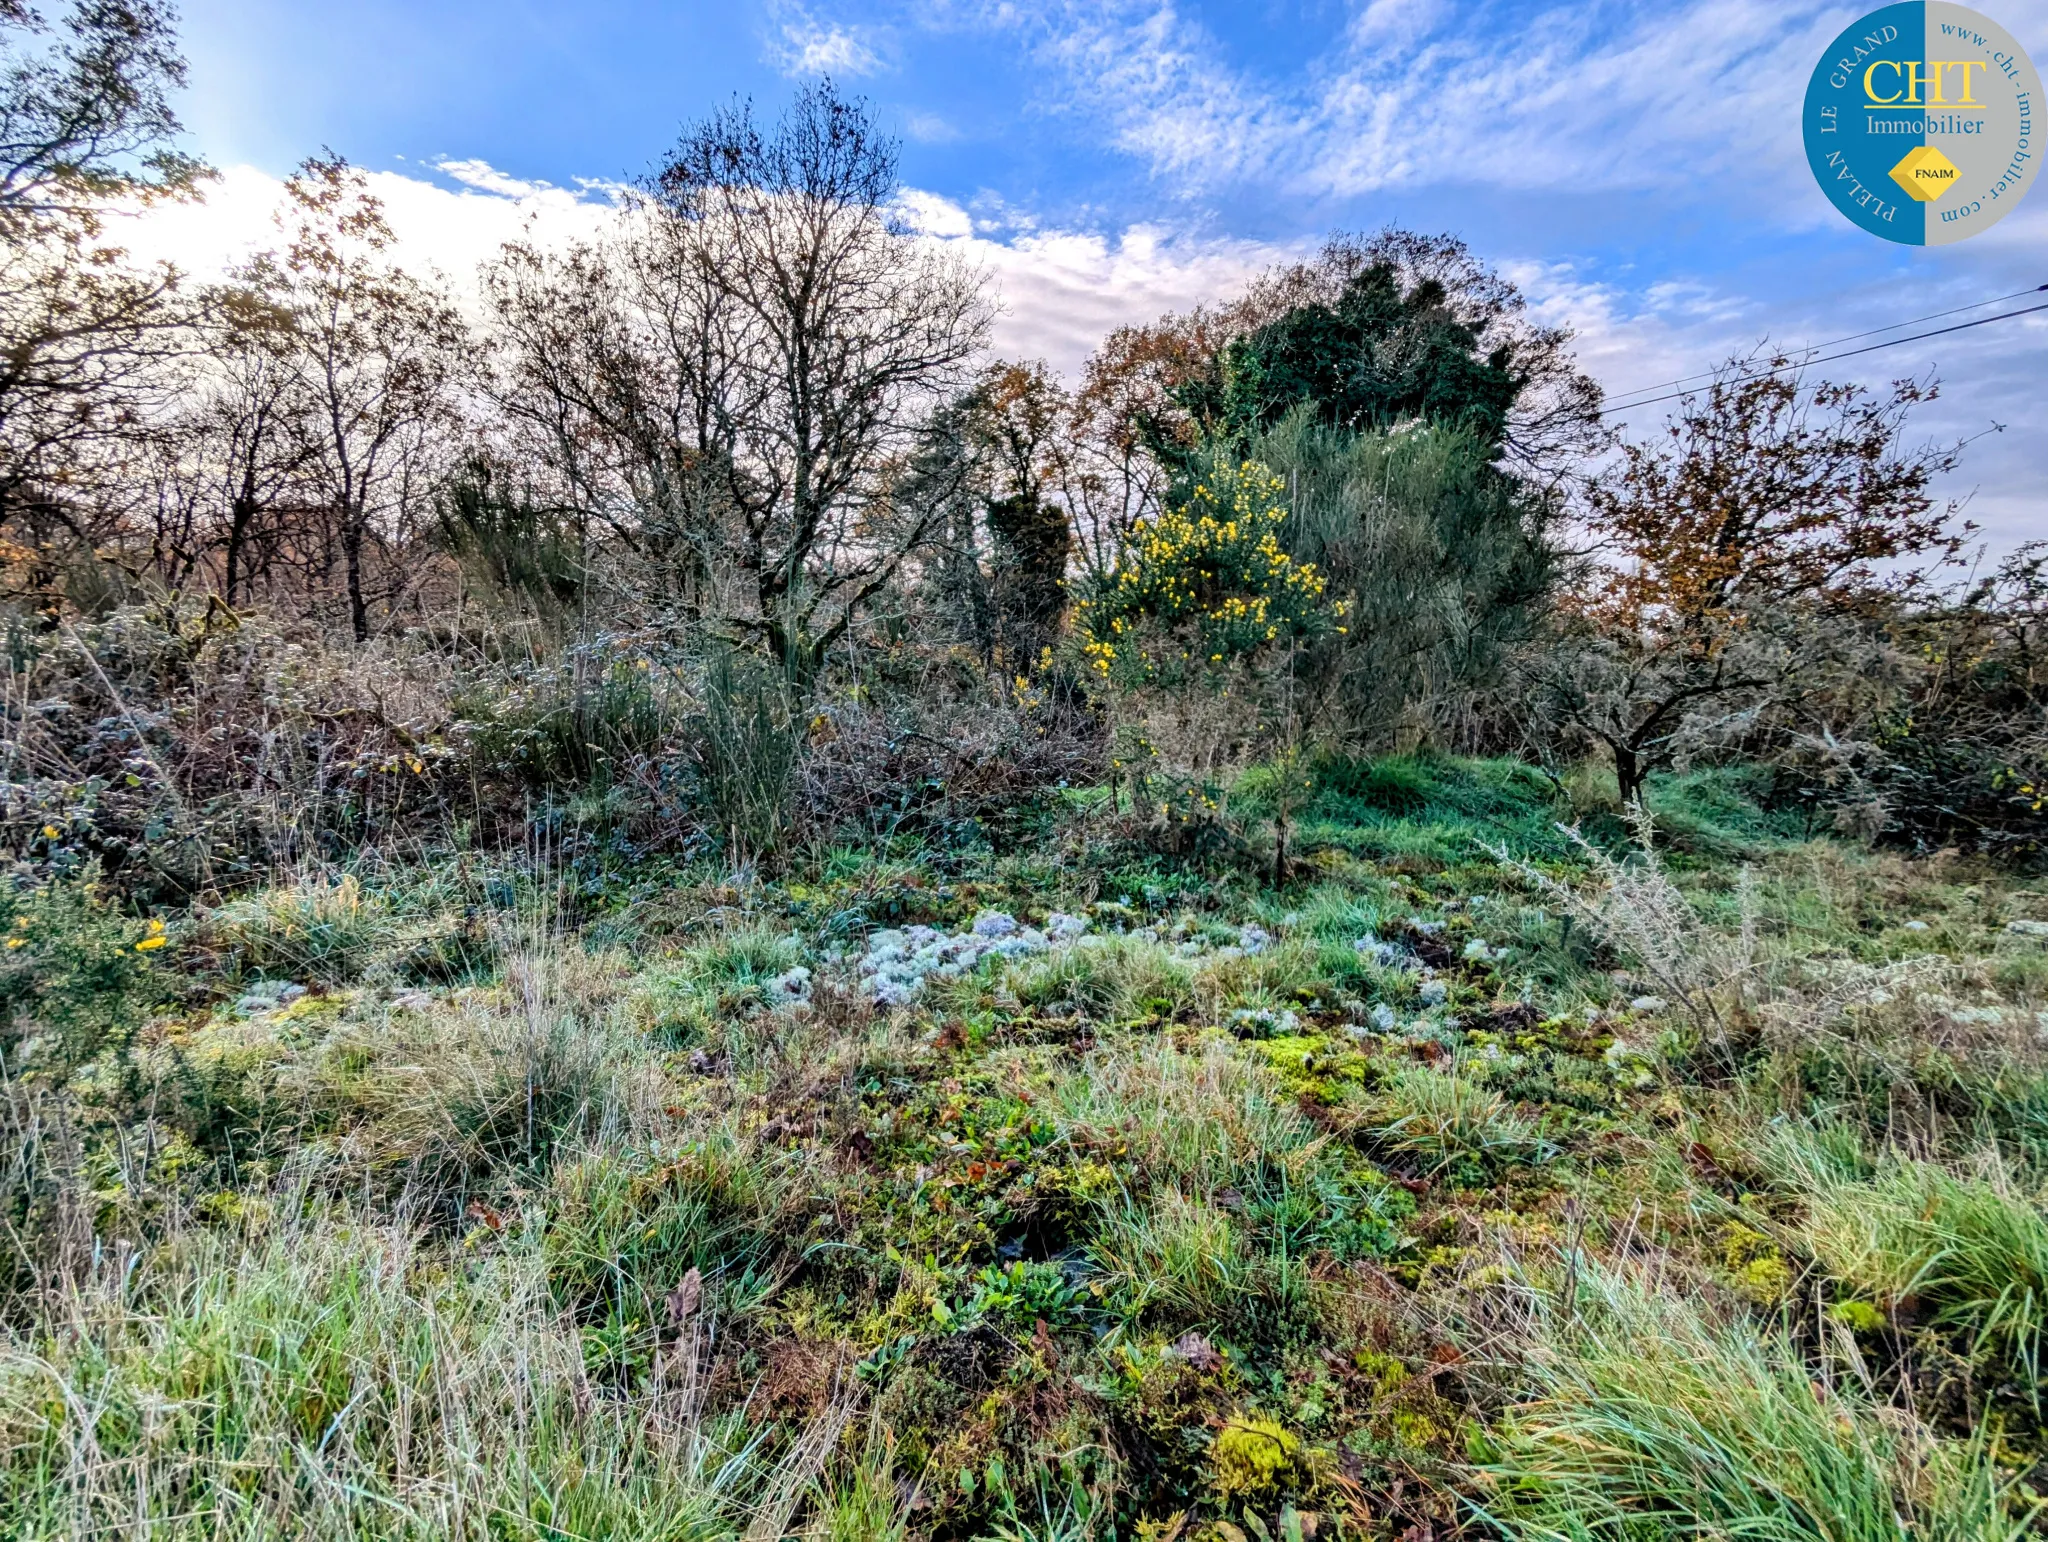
[4,753,2048,1540]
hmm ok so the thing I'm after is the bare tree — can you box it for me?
[484,85,991,666]
[248,156,462,640]
[480,230,734,607]
[482,87,989,667]
[126,281,311,605]
[0,229,180,557]
[647,81,990,666]
[191,282,313,605]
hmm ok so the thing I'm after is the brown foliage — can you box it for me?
[1539,356,1966,804]
[1583,358,1965,633]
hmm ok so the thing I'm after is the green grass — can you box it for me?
[4,753,2046,1538]
[1368,1058,1553,1180]
[1474,1258,2032,1542]
[0,1215,784,1540]
[1775,1132,2048,1394]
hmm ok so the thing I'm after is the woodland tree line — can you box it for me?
[4,1,2045,900]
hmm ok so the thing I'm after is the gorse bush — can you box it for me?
[1254,412,1559,747]
[0,877,168,1082]
[1079,453,1342,686]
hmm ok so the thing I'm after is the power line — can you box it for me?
[1601,296,2048,416]
[1601,281,2048,414]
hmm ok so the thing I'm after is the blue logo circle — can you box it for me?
[1805,3,2041,244]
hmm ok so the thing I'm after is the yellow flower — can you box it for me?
[135,935,167,952]
[5,938,22,950]
[41,825,60,840]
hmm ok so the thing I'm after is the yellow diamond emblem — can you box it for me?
[1890,144,1961,202]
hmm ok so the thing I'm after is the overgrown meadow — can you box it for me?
[7,752,2048,1541]
[6,6,2048,1538]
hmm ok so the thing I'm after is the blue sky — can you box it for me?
[155,0,2047,544]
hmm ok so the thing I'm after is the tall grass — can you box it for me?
[1773,1130,2048,1394]
[1370,1059,1552,1177]
[996,933,1198,1023]
[1046,1039,1321,1196]
[697,646,803,864]
[0,1213,785,1540]
[1088,1185,1294,1326]
[1472,1256,2031,1542]
[1054,1041,1387,1338]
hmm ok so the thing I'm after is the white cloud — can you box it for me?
[772,15,883,77]
[432,158,554,200]
[111,161,621,301]
[975,223,1289,375]
[1034,1,1301,185]
[109,161,1275,382]
[106,155,2046,550]
[895,188,976,238]
[903,110,961,144]
[988,0,1854,205]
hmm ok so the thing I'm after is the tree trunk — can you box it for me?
[224,496,254,605]
[342,511,369,642]
[1613,743,1645,807]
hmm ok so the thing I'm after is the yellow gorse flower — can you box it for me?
[1080,458,1339,679]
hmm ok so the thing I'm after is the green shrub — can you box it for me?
[0,878,168,1083]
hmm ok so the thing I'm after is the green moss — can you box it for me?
[1210,1414,1299,1498]
[1830,1299,1889,1334]
[16,734,2048,1537]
